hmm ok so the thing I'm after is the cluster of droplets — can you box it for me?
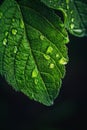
[3,31,9,46]
[32,68,39,85]
[66,0,70,10]
[46,46,67,67]
[70,10,75,30]
[65,0,75,30]
[39,33,68,70]
[48,0,57,7]
[2,16,25,55]
[0,12,8,46]
[69,4,83,34]
[66,0,83,35]
[32,35,68,85]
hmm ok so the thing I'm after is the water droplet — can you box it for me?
[40,35,44,40]
[70,10,73,14]
[43,54,50,60]
[12,29,17,35]
[70,24,74,29]
[20,19,24,28]
[3,38,7,46]
[66,0,69,9]
[59,57,68,65]
[71,18,74,22]
[5,31,9,36]
[73,29,83,33]
[49,63,55,69]
[56,54,59,58]
[46,46,53,54]
[67,5,69,9]
[0,12,3,19]
[32,68,38,78]
[12,18,15,22]
[34,79,38,85]
[14,46,17,53]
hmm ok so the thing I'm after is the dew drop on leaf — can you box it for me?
[32,68,38,78]
[14,46,17,53]
[3,38,7,46]
[67,5,69,10]
[46,46,53,54]
[40,35,44,40]
[12,18,15,22]
[73,29,83,33]
[71,18,74,22]
[70,23,74,29]
[56,53,59,58]
[66,0,69,9]
[70,10,73,14]
[20,19,24,28]
[43,54,50,60]
[49,63,55,69]
[5,31,9,36]
[12,29,17,35]
[59,57,68,65]
[34,79,38,85]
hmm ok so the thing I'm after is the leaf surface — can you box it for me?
[0,0,69,106]
[41,0,87,37]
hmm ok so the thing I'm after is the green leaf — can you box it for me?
[41,0,87,37]
[0,0,69,106]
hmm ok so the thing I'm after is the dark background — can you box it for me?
[0,34,87,130]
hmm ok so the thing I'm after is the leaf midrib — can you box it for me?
[17,8,53,102]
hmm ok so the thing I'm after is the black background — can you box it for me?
[0,34,87,130]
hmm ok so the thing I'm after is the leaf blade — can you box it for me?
[0,0,69,106]
[41,0,87,37]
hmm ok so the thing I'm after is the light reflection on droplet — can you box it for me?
[3,38,7,46]
[56,53,59,58]
[70,24,74,29]
[34,79,38,85]
[12,29,17,35]
[46,46,53,54]
[43,54,50,60]
[32,68,38,78]
[14,46,17,53]
[59,57,68,65]
[40,35,44,40]
[49,63,55,69]
[5,31,9,36]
